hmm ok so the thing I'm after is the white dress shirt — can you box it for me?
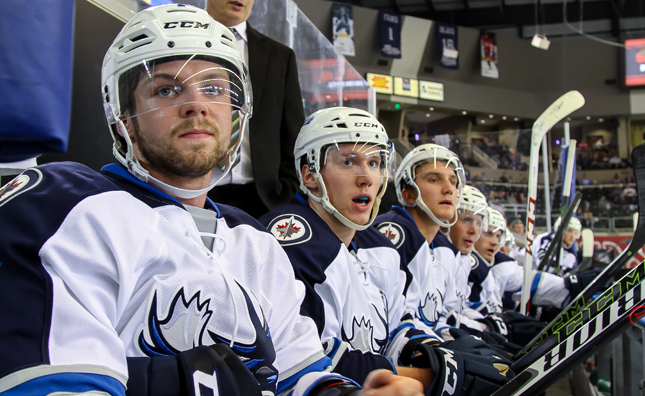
[221,21,254,185]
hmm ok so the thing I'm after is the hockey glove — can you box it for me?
[476,314,509,337]
[404,344,513,396]
[479,331,522,357]
[564,269,602,300]
[499,311,546,346]
[438,328,515,367]
[126,343,262,396]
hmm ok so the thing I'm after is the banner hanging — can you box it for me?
[480,32,499,78]
[332,3,355,56]
[378,10,401,59]
[436,22,458,70]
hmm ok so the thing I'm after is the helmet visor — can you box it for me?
[321,142,395,178]
[114,54,250,122]
[457,209,487,233]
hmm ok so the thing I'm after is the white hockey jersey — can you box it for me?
[532,232,578,273]
[260,196,438,380]
[0,163,337,396]
[492,252,570,309]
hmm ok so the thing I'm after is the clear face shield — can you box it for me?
[109,54,251,187]
[320,142,396,179]
[457,209,487,237]
[314,141,395,230]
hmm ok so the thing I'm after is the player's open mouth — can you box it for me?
[230,0,244,7]
[487,248,495,255]
[439,200,453,206]
[463,239,473,246]
[352,195,371,206]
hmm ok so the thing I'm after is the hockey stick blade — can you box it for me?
[495,262,645,396]
[521,91,585,315]
[519,143,645,357]
[513,260,645,372]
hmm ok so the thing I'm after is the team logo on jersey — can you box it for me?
[469,254,478,270]
[138,285,278,393]
[267,214,311,246]
[416,290,443,326]
[341,290,389,353]
[377,222,405,248]
[0,168,42,208]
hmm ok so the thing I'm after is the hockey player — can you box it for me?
[260,111,512,396]
[475,209,599,345]
[533,217,581,274]
[0,6,424,396]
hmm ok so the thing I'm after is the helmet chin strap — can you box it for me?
[406,182,458,228]
[114,113,248,200]
[306,172,386,231]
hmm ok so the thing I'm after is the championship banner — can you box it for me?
[378,10,401,59]
[332,3,355,56]
[436,22,458,70]
[480,32,498,79]
[0,0,75,163]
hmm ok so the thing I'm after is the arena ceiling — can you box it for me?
[341,0,644,38]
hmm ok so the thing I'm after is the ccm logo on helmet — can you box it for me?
[354,122,379,128]
[163,21,210,29]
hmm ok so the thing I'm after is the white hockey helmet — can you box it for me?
[504,227,516,250]
[457,185,488,227]
[554,216,582,235]
[101,4,252,199]
[294,107,394,230]
[484,207,507,247]
[394,143,466,228]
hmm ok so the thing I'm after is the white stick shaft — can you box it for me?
[542,136,552,232]
[562,140,577,199]
[521,136,542,315]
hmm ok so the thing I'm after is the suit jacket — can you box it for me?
[246,24,304,210]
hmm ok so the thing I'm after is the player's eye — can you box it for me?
[155,86,181,97]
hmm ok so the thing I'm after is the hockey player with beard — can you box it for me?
[532,217,581,274]
[0,6,427,396]
[261,113,512,396]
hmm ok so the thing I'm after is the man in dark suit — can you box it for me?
[207,0,304,218]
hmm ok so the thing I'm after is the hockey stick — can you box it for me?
[536,192,582,272]
[521,91,585,315]
[517,143,645,358]
[494,262,645,396]
[549,140,577,275]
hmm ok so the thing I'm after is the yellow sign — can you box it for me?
[419,81,444,102]
[394,77,419,98]
[366,73,393,94]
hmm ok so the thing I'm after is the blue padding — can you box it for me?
[276,356,332,395]
[3,372,125,396]
[0,0,75,162]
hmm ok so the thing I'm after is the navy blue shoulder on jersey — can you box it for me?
[431,232,459,255]
[258,197,343,336]
[494,251,514,264]
[468,253,491,302]
[214,200,272,234]
[0,162,126,378]
[374,207,428,294]
[101,164,184,210]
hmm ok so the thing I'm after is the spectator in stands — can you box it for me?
[609,152,622,169]
[596,195,612,215]
[623,184,637,199]
[515,191,526,205]
[498,190,509,204]
[207,0,304,218]
[580,173,592,186]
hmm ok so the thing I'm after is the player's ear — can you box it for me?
[401,186,417,205]
[119,112,137,143]
[302,164,320,194]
